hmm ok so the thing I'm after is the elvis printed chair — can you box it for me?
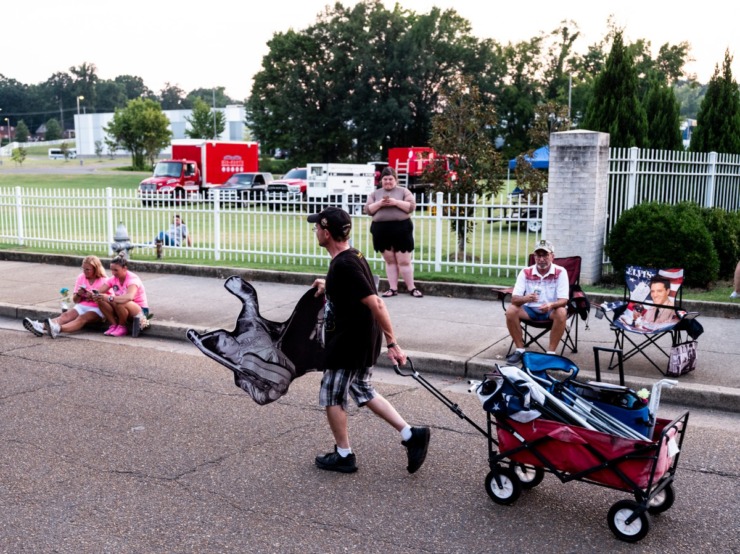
[496,255,590,357]
[596,266,703,375]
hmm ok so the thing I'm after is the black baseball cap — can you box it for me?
[307,207,352,239]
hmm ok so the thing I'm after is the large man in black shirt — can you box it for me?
[308,207,430,474]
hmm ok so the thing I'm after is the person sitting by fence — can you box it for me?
[23,255,108,339]
[505,240,570,365]
[154,214,192,247]
[92,255,150,337]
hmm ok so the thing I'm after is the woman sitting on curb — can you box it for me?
[23,255,108,339]
[92,255,151,337]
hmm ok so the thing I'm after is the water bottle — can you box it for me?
[59,287,71,312]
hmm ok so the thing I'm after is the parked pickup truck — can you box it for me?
[265,167,308,206]
[208,172,274,202]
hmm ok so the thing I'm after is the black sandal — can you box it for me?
[410,288,423,298]
[382,289,398,297]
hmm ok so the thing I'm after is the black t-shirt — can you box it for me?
[323,248,381,369]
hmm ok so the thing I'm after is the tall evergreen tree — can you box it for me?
[690,50,740,154]
[15,120,30,142]
[582,30,647,147]
[643,79,683,150]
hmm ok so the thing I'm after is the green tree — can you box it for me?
[159,83,187,110]
[15,119,30,142]
[690,50,740,154]
[424,80,503,254]
[60,141,73,160]
[104,98,172,170]
[114,75,152,101]
[11,146,27,165]
[514,101,571,196]
[70,62,98,110]
[582,30,647,147]
[186,87,236,108]
[495,38,544,157]
[674,80,706,119]
[95,80,128,112]
[45,118,62,141]
[247,0,504,164]
[185,97,226,139]
[643,79,683,150]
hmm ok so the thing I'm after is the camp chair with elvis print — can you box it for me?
[596,266,703,375]
[495,255,591,356]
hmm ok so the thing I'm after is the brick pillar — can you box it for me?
[546,130,610,285]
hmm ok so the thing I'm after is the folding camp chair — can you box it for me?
[596,266,702,375]
[495,255,590,356]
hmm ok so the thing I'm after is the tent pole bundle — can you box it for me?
[499,366,649,441]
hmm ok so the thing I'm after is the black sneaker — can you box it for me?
[506,350,524,365]
[315,447,358,473]
[402,427,431,474]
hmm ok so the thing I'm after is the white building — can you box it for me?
[73,104,248,156]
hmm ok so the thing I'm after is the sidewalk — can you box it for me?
[2,253,740,412]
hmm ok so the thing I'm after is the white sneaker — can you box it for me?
[45,318,61,339]
[731,291,739,299]
[23,317,45,337]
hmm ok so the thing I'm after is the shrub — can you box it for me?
[697,205,740,279]
[605,202,719,287]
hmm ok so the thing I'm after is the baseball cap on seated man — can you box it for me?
[307,207,352,240]
[533,239,554,254]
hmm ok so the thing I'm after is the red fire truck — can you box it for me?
[138,139,259,203]
[387,146,451,198]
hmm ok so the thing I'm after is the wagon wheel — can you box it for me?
[512,463,544,489]
[607,500,650,542]
[484,468,521,505]
[639,483,675,515]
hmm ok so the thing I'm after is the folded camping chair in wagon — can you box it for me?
[596,266,702,375]
[495,255,590,356]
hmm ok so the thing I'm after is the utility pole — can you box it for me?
[212,89,217,139]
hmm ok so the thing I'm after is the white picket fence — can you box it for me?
[0,187,545,278]
[1,147,738,275]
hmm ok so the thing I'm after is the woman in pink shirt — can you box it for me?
[92,255,150,337]
[23,255,109,338]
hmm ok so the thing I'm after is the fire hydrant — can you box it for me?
[111,221,135,259]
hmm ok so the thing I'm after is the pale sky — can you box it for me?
[3,1,734,102]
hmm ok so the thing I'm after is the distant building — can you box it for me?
[73,105,248,156]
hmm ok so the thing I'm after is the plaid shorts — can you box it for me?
[319,367,377,410]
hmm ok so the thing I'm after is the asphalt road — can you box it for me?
[1,325,739,553]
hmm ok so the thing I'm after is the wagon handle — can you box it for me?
[393,358,416,377]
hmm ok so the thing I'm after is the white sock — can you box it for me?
[400,425,413,442]
[337,446,352,457]
[516,348,525,353]
[546,351,556,355]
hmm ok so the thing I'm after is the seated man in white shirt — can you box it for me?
[505,240,570,365]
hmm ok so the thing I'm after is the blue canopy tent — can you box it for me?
[508,145,550,170]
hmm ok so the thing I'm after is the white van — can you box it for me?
[48,148,77,160]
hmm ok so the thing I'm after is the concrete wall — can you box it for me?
[546,130,610,285]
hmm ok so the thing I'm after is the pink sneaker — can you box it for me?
[109,325,128,337]
[103,325,118,336]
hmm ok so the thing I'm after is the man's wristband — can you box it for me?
[387,342,397,349]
